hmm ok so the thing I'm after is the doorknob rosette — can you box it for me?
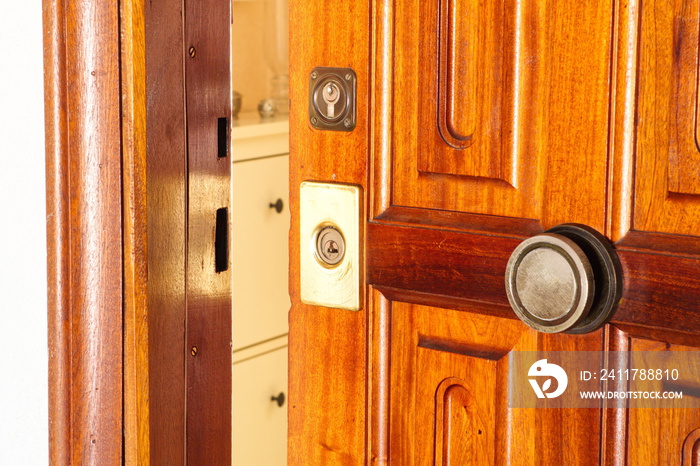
[505,224,622,334]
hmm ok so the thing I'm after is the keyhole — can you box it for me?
[322,82,341,118]
[323,82,340,104]
[325,240,339,257]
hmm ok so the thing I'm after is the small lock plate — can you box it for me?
[309,67,357,132]
[300,181,362,310]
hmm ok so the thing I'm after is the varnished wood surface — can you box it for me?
[368,221,700,333]
[634,0,700,236]
[43,0,70,462]
[184,0,232,462]
[145,0,188,462]
[288,0,371,463]
[391,0,613,231]
[618,331,700,465]
[389,303,604,465]
[44,0,124,463]
[291,0,700,464]
[121,0,150,463]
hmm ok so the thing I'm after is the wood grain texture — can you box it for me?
[368,221,700,333]
[427,0,506,176]
[368,289,391,464]
[145,0,188,462]
[389,303,603,465]
[367,222,523,309]
[121,0,150,463]
[622,333,700,466]
[634,0,700,235]
[44,0,124,462]
[608,0,640,241]
[43,0,70,462]
[601,326,630,466]
[391,0,613,231]
[682,428,700,466]
[288,0,371,463]
[435,380,485,465]
[184,0,232,462]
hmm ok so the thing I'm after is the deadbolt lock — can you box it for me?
[300,182,362,311]
[309,67,356,131]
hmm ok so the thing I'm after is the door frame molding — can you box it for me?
[44,0,151,462]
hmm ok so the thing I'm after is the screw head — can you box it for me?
[311,117,318,125]
[190,346,198,356]
[188,47,196,58]
[344,118,352,128]
[310,71,317,80]
[345,73,352,81]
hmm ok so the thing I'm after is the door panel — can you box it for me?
[608,327,700,465]
[635,0,700,236]
[389,303,603,465]
[392,0,613,230]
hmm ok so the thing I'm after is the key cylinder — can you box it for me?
[315,225,345,266]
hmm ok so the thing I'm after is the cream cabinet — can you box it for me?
[232,346,288,466]
[232,112,289,465]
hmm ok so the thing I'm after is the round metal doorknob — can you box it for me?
[505,224,622,334]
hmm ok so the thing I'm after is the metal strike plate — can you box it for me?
[308,67,357,132]
[300,181,362,310]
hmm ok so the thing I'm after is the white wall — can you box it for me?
[0,1,49,464]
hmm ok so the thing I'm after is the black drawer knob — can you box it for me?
[269,198,284,213]
[271,392,285,407]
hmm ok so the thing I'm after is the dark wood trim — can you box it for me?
[374,206,542,238]
[184,0,232,462]
[617,230,700,256]
[44,0,124,463]
[145,0,188,462]
[367,222,700,333]
[367,222,523,308]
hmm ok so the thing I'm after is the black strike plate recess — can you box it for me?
[308,67,356,132]
[217,117,229,158]
[215,207,229,273]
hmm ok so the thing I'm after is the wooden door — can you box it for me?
[289,0,700,464]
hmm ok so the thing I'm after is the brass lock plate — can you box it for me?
[300,181,362,310]
[308,67,357,132]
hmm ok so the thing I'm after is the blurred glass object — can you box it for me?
[263,0,289,115]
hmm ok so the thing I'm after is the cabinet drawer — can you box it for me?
[232,346,288,466]
[232,154,290,350]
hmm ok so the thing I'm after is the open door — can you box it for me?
[289,1,700,464]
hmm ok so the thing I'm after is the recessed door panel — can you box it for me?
[634,0,700,236]
[389,303,604,465]
[391,0,613,231]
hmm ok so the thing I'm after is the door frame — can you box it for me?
[44,0,231,463]
[44,0,148,463]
